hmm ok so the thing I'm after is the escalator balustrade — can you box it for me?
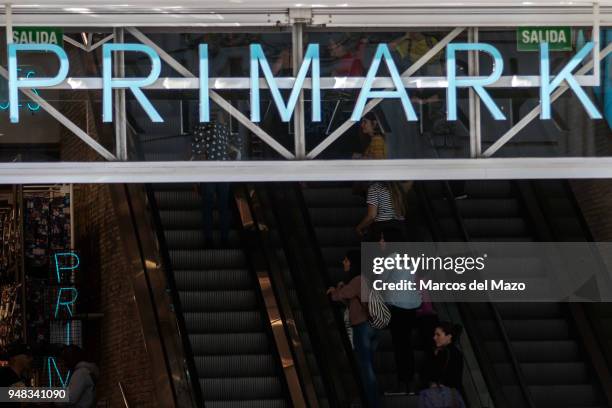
[424,180,609,408]
[152,184,291,408]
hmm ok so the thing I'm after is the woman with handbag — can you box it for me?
[327,250,381,408]
[419,322,466,408]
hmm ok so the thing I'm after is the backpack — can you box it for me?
[367,287,391,329]
[418,386,466,408]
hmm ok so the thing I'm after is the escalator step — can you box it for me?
[199,377,285,401]
[308,208,365,227]
[174,269,252,290]
[501,319,570,341]
[194,354,279,377]
[189,333,270,355]
[155,191,201,210]
[520,362,592,385]
[485,340,580,363]
[165,230,240,249]
[475,318,570,341]
[179,290,257,312]
[495,302,564,318]
[464,181,514,198]
[184,311,263,333]
[463,218,528,237]
[455,199,521,218]
[302,187,364,207]
[160,210,229,229]
[169,249,246,269]
[314,227,361,248]
[313,227,361,247]
[529,384,601,407]
[203,399,288,408]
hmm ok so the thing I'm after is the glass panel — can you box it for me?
[2,26,610,163]
[125,30,293,161]
[479,28,612,157]
[303,29,470,159]
[1,29,294,162]
[0,29,116,162]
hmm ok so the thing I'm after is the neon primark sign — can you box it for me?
[5,41,603,124]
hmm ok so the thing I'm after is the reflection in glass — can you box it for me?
[304,30,470,159]
[480,28,612,157]
[125,31,294,161]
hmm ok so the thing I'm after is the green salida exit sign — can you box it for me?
[517,27,572,51]
[12,27,63,46]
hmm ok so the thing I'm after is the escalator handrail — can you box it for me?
[144,184,204,408]
[436,180,537,408]
[287,182,368,406]
[417,182,508,408]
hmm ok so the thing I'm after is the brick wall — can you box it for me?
[57,48,159,407]
[570,179,612,279]
[571,180,612,242]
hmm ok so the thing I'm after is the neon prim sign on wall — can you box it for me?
[48,251,80,388]
[5,41,604,124]
[0,68,40,112]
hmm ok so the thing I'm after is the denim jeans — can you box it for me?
[353,322,380,408]
[200,183,230,243]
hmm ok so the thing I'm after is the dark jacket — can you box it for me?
[422,344,464,389]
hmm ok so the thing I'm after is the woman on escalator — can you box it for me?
[356,180,411,242]
[327,250,381,408]
[419,322,466,408]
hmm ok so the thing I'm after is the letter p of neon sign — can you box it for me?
[8,44,69,123]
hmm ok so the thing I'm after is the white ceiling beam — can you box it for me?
[1,158,612,183]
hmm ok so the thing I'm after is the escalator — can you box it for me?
[149,183,292,408]
[299,182,426,407]
[298,179,612,408]
[422,179,611,408]
[123,174,611,408]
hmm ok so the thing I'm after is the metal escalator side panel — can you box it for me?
[256,271,310,408]
[233,184,311,408]
[109,183,199,408]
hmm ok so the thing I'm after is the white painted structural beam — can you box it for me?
[0,158,612,183]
